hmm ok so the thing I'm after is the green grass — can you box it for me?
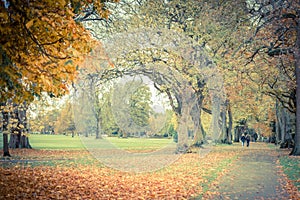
[279,156,300,191]
[30,134,85,150]
[0,134,174,151]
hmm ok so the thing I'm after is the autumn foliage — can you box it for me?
[0,148,237,199]
[1,143,299,199]
[0,0,120,103]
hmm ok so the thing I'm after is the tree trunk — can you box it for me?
[234,126,239,142]
[176,114,189,153]
[275,100,281,145]
[211,95,221,143]
[95,116,102,139]
[220,108,227,143]
[9,133,20,148]
[176,85,194,153]
[21,135,32,148]
[2,109,10,157]
[292,69,300,154]
[8,102,32,149]
[227,101,233,144]
[191,95,205,146]
[3,133,10,157]
[280,107,287,146]
[291,18,300,155]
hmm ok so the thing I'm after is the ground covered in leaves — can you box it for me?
[0,143,299,199]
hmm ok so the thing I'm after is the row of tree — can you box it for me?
[1,0,300,155]
[79,0,300,154]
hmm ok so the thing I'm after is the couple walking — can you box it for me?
[241,134,251,147]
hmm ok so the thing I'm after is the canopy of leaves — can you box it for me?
[0,0,119,103]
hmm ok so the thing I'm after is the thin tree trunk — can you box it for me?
[2,109,10,157]
[234,126,239,142]
[221,108,227,143]
[280,108,286,146]
[275,100,281,145]
[227,100,233,144]
[212,95,221,143]
[95,116,102,139]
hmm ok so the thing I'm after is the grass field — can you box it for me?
[0,134,174,151]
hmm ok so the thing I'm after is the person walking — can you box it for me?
[241,134,246,147]
[246,134,251,147]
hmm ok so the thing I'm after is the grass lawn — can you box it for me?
[0,134,174,151]
[30,134,85,150]
[0,134,84,150]
[280,155,300,191]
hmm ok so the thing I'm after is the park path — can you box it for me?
[205,142,293,200]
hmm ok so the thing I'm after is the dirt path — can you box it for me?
[206,142,292,200]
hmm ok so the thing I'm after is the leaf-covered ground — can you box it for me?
[0,142,299,199]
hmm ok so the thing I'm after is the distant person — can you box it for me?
[241,134,246,147]
[246,134,251,147]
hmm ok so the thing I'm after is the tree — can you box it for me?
[55,99,76,136]
[129,83,152,131]
[80,0,233,150]
[0,0,96,102]
[111,79,152,137]
[99,91,119,136]
[0,0,118,155]
[28,94,62,134]
[245,0,300,155]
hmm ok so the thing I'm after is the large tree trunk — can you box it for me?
[176,85,194,153]
[176,113,189,152]
[8,103,32,149]
[191,95,205,146]
[291,24,300,156]
[211,95,221,143]
[9,133,20,148]
[291,19,300,155]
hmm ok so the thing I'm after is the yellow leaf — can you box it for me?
[25,19,34,29]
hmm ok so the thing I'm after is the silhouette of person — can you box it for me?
[241,134,246,147]
[246,134,251,147]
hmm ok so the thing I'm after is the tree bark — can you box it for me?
[8,103,32,149]
[227,100,233,144]
[220,108,227,143]
[2,107,11,157]
[176,85,194,153]
[290,16,300,155]
[95,115,103,139]
[275,100,281,145]
[211,95,221,143]
[280,107,287,146]
[191,95,205,146]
